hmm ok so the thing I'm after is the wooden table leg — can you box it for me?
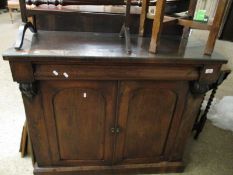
[9,8,13,23]
[139,0,149,36]
[19,0,27,23]
[187,0,198,18]
[204,0,228,55]
[149,0,166,53]
[119,0,132,54]
[178,0,198,55]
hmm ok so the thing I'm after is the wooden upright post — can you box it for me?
[149,0,166,53]
[19,0,27,22]
[139,0,149,36]
[188,0,198,18]
[178,0,198,55]
[204,0,228,55]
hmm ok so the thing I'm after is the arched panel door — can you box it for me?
[41,81,117,166]
[115,81,188,164]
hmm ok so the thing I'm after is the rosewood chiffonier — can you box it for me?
[3,31,228,175]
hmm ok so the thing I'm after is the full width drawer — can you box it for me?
[34,65,199,80]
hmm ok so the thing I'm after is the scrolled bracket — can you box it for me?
[15,22,37,50]
[190,81,210,95]
[19,83,37,99]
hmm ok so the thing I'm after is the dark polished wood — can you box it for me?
[25,0,190,8]
[41,81,117,166]
[2,31,228,175]
[34,161,185,175]
[115,81,188,164]
[18,0,134,52]
[26,0,157,6]
[26,0,127,6]
[19,0,27,22]
[3,31,227,63]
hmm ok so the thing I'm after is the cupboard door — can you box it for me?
[41,81,117,166]
[115,81,188,164]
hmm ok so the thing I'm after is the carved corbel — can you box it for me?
[19,83,37,99]
[190,81,210,95]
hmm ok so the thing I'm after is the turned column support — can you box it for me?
[191,69,231,139]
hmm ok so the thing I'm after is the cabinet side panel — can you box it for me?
[170,93,204,160]
[22,87,52,166]
[9,62,34,82]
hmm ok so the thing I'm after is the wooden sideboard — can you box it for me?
[2,31,227,175]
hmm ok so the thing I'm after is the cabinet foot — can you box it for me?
[34,161,184,175]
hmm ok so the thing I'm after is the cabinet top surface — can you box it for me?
[3,31,227,64]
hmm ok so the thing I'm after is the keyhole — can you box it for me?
[83,92,87,98]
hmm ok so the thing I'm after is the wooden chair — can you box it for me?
[15,0,133,53]
[8,0,20,23]
[140,0,229,55]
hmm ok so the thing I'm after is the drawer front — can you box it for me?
[34,65,199,80]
